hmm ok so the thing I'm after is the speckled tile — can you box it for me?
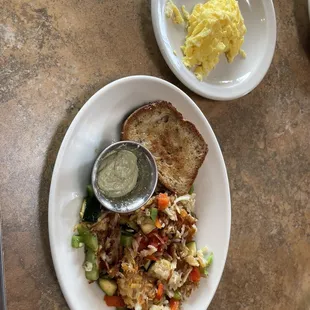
[0,0,309,309]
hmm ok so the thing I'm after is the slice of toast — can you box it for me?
[121,101,208,195]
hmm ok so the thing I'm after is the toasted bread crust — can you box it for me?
[122,101,208,194]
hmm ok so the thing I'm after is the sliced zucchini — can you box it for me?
[85,248,97,265]
[85,268,99,281]
[120,234,133,247]
[199,253,213,277]
[98,278,117,296]
[119,217,139,232]
[77,224,98,251]
[173,291,182,300]
[71,235,84,248]
[127,221,139,231]
[84,234,98,252]
[79,199,87,219]
[140,218,156,235]
[148,263,155,274]
[188,185,194,194]
[87,184,94,197]
[200,267,209,277]
[124,227,135,234]
[121,224,136,234]
[186,241,197,256]
[77,223,88,235]
[150,208,158,222]
[144,260,152,271]
[84,247,99,281]
[205,253,213,267]
[80,196,101,223]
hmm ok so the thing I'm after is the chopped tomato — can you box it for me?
[149,239,158,247]
[148,234,159,248]
[155,217,162,229]
[149,239,161,249]
[150,232,167,244]
[148,232,167,252]
[138,235,149,251]
[146,255,158,261]
[157,193,170,210]
[169,298,180,310]
[104,295,125,307]
[189,267,201,283]
[156,283,164,300]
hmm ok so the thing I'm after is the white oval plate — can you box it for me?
[152,0,277,100]
[49,76,231,310]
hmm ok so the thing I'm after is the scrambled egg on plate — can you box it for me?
[166,0,247,80]
[165,0,184,24]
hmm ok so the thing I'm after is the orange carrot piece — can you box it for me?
[104,295,125,307]
[169,298,180,310]
[156,283,164,300]
[157,193,169,211]
[155,217,162,228]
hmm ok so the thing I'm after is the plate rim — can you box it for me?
[151,0,277,101]
[48,75,231,310]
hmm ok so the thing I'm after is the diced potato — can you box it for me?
[148,259,172,281]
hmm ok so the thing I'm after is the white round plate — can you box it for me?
[49,76,231,310]
[152,0,277,100]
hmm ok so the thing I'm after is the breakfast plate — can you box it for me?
[49,75,231,310]
[152,0,277,100]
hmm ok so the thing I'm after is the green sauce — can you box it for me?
[97,150,138,198]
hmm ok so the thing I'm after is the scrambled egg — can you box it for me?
[165,0,184,24]
[166,0,247,80]
[181,5,190,22]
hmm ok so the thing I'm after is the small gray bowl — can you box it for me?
[92,141,158,213]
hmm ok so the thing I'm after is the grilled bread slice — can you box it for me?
[121,101,208,195]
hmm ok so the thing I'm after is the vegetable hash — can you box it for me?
[72,187,213,310]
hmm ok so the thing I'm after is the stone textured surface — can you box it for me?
[0,0,310,309]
